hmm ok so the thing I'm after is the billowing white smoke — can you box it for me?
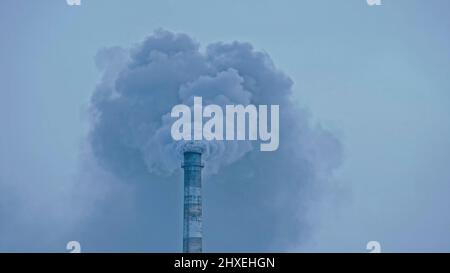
[144,68,255,176]
[88,29,342,250]
[90,30,340,181]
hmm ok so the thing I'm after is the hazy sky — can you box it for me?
[1,0,449,252]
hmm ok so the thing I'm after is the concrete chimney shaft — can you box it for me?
[182,150,203,253]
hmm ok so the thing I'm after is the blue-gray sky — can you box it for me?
[1,0,450,252]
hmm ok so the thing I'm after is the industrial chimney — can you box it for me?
[181,145,204,253]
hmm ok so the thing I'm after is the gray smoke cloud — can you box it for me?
[87,29,342,251]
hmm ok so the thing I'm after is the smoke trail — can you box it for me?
[88,29,342,250]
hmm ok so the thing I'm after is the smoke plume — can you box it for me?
[87,29,342,251]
